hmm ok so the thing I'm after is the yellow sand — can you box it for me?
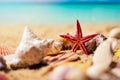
[0,23,119,49]
[0,23,120,80]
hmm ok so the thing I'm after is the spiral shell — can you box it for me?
[0,43,14,56]
[4,27,62,68]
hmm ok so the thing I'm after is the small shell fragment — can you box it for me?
[43,51,79,65]
[86,34,107,53]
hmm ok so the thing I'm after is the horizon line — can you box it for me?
[0,2,120,4]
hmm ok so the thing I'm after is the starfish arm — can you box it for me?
[81,34,98,42]
[79,42,88,55]
[72,43,78,52]
[76,20,82,39]
[60,35,76,43]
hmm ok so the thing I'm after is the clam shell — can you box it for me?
[0,43,14,56]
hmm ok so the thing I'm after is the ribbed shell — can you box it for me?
[0,43,14,56]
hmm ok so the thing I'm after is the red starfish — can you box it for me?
[60,20,98,55]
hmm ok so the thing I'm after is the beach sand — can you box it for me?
[0,23,120,80]
[0,23,119,49]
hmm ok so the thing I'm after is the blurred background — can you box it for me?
[0,0,120,48]
[0,0,119,26]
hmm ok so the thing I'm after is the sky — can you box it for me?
[0,0,120,3]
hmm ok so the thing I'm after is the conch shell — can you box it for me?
[4,27,62,68]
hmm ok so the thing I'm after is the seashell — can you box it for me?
[46,39,63,55]
[0,43,14,56]
[87,38,115,79]
[86,34,107,53]
[43,51,79,65]
[49,65,88,80]
[109,28,120,39]
[93,38,113,66]
[4,27,62,68]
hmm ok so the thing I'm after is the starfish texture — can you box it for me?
[60,20,98,55]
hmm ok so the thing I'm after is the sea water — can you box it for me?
[0,3,119,24]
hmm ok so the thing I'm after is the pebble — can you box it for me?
[109,28,120,39]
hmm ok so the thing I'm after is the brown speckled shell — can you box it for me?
[0,43,14,56]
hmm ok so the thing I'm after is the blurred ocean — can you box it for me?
[0,3,119,24]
